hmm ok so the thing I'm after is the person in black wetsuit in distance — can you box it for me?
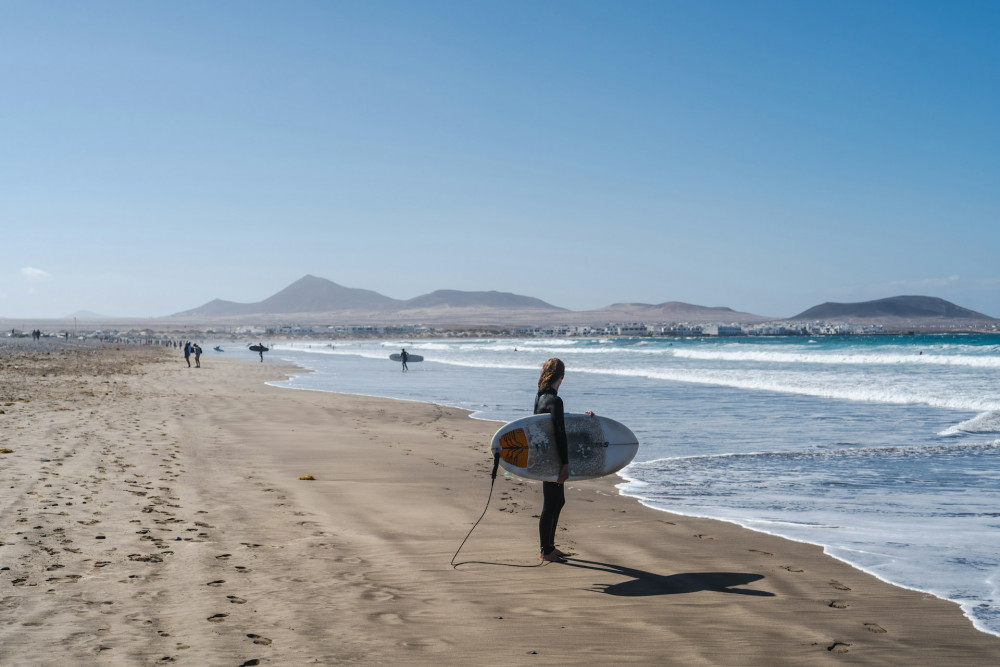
[400,348,409,372]
[534,357,593,563]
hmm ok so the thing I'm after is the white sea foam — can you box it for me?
[670,347,1000,368]
[941,412,1000,436]
[281,338,1000,413]
[569,365,1000,413]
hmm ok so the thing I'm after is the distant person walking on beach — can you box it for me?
[184,342,192,368]
[193,344,202,368]
[534,357,592,563]
[400,348,409,372]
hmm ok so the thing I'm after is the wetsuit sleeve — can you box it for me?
[534,392,569,466]
[549,396,569,466]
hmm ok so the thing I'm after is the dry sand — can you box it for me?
[1,342,998,665]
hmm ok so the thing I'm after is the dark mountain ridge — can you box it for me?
[793,296,995,322]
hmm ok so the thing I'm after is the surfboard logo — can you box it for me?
[499,428,529,467]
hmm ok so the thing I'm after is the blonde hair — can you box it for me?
[538,357,565,392]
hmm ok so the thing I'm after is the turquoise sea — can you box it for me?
[241,334,1000,636]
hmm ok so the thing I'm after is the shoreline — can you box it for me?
[272,355,999,639]
[267,340,1000,639]
[621,491,997,637]
[2,345,998,664]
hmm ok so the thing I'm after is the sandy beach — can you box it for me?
[2,343,999,665]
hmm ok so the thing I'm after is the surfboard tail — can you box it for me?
[496,428,529,467]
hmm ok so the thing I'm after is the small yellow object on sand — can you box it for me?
[0,448,13,454]
[298,475,316,480]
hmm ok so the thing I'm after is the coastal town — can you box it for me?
[10,317,1000,347]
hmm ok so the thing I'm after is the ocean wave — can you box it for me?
[670,348,1000,368]
[277,342,1000,412]
[625,440,1000,470]
[571,365,1000,412]
[940,412,1000,436]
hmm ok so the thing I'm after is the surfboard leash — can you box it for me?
[449,452,501,568]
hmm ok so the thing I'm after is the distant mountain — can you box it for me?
[584,301,772,323]
[173,275,400,318]
[258,275,398,312]
[402,290,566,311]
[792,296,996,322]
[170,276,995,329]
[171,275,566,323]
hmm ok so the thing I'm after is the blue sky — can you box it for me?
[3,1,998,319]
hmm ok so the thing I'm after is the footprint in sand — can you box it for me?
[865,622,887,634]
[371,612,404,625]
[828,642,851,653]
[829,600,849,609]
[128,554,163,563]
[829,580,852,591]
[206,580,226,587]
[780,565,804,573]
[748,549,773,556]
[246,634,272,646]
[227,595,247,604]
[361,588,398,603]
[207,613,228,623]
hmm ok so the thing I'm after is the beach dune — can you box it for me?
[1,345,997,665]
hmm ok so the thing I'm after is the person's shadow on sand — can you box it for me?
[564,558,775,597]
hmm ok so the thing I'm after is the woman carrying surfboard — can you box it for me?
[535,357,593,563]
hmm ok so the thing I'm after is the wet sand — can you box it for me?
[1,343,998,665]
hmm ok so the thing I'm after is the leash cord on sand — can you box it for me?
[450,454,500,568]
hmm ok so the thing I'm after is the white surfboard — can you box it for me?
[490,413,639,482]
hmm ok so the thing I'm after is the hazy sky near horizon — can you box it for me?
[3,1,998,320]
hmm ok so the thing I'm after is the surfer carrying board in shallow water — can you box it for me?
[535,357,594,563]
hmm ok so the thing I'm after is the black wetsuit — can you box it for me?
[535,388,569,555]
